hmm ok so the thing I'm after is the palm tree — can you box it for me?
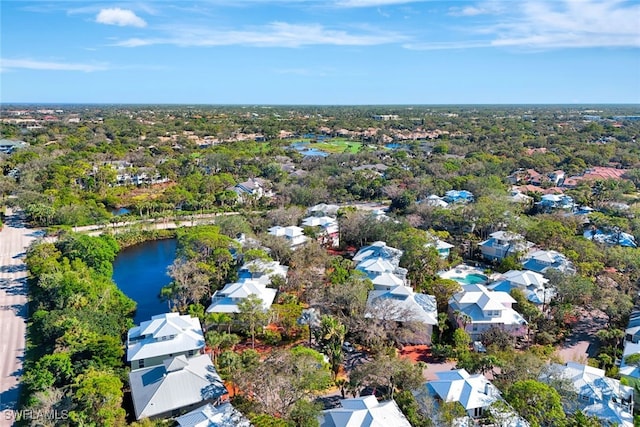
[320,315,347,379]
[297,308,321,345]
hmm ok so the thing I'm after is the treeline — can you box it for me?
[22,233,135,426]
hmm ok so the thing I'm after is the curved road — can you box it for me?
[0,208,41,426]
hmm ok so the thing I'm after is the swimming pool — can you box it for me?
[450,273,488,285]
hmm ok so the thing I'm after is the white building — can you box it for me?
[522,250,575,275]
[175,403,250,427]
[540,362,634,427]
[426,369,528,424]
[302,215,339,247]
[449,284,528,340]
[129,355,227,420]
[319,395,411,427]
[479,231,533,262]
[268,225,308,248]
[127,313,205,371]
[488,270,552,306]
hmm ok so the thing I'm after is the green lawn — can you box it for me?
[307,138,362,154]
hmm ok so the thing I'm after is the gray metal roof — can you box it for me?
[129,354,227,420]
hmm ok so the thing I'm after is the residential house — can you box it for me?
[206,280,277,314]
[127,313,205,371]
[509,188,533,204]
[540,362,634,427]
[175,402,251,427]
[232,178,272,202]
[443,190,474,204]
[536,194,575,211]
[620,309,640,382]
[523,250,575,275]
[488,270,553,306]
[129,355,227,420]
[548,170,565,186]
[425,238,454,259]
[422,194,449,208]
[302,215,340,248]
[0,139,27,154]
[353,241,403,266]
[426,369,528,425]
[583,228,637,248]
[479,231,533,262]
[448,284,528,340]
[268,225,308,248]
[237,259,288,284]
[307,203,340,218]
[365,286,437,344]
[318,395,411,427]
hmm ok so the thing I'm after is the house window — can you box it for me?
[473,407,483,417]
[472,324,478,331]
[580,395,590,402]
[138,359,145,369]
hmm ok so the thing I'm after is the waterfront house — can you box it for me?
[129,355,227,420]
[127,313,205,371]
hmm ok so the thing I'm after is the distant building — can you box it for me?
[0,139,27,154]
[301,215,339,247]
[443,190,474,204]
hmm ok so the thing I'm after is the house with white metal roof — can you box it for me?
[540,362,634,427]
[129,354,227,420]
[366,285,437,344]
[175,402,251,427]
[127,313,205,371]
[268,225,308,248]
[318,395,411,427]
[488,270,553,306]
[206,280,277,314]
[479,231,533,262]
[522,249,575,275]
[302,215,339,247]
[448,284,527,340]
[352,241,403,265]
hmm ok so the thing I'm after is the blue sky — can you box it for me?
[1,0,639,104]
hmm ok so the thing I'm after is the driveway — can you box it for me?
[556,307,608,364]
[0,208,40,426]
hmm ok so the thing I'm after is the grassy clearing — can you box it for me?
[307,138,362,154]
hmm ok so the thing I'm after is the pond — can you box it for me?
[112,238,177,324]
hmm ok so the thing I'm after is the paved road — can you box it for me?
[0,208,41,426]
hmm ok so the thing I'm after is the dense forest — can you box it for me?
[2,104,640,426]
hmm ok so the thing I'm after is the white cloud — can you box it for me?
[0,58,108,72]
[114,22,406,48]
[426,0,640,50]
[487,0,640,49]
[96,8,147,27]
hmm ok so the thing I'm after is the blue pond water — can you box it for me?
[112,239,177,324]
[289,142,329,157]
[111,207,132,216]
